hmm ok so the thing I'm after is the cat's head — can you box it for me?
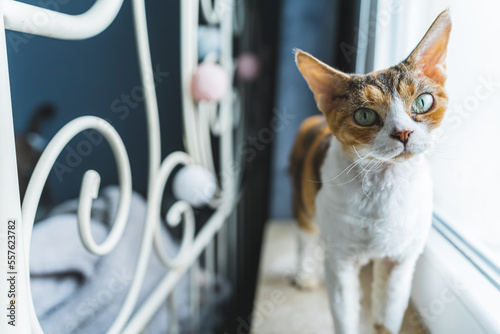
[296,9,451,162]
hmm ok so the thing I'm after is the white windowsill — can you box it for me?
[411,225,500,334]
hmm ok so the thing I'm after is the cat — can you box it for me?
[290,9,451,334]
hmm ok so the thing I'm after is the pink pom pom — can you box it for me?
[236,53,260,81]
[191,63,230,102]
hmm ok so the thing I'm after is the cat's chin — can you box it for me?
[392,150,414,161]
[369,150,417,164]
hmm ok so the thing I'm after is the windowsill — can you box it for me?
[411,219,500,334]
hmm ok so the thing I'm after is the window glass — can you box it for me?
[373,0,500,266]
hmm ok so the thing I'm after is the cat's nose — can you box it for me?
[390,130,413,146]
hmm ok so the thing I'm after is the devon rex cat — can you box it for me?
[290,9,451,334]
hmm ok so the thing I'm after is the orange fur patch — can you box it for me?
[289,115,332,233]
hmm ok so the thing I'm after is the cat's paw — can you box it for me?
[289,271,321,290]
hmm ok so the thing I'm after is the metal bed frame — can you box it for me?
[0,0,244,332]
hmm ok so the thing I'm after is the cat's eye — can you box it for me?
[354,108,378,126]
[412,93,434,114]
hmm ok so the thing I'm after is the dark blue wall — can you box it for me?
[9,0,184,203]
[269,0,338,218]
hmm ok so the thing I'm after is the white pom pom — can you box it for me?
[172,165,216,207]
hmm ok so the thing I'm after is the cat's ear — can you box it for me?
[406,9,451,85]
[295,49,350,114]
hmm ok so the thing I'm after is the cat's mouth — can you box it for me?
[394,150,414,160]
[372,146,415,162]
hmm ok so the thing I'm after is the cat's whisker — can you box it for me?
[330,160,378,186]
[347,148,377,174]
[331,169,364,186]
[361,184,373,201]
[373,163,386,172]
[332,158,380,187]
[359,159,380,172]
[318,149,376,185]
[353,146,363,159]
[347,157,373,174]
[310,159,359,184]
[355,151,385,172]
[352,146,372,160]
[346,160,363,174]
[360,159,383,201]
[306,158,363,184]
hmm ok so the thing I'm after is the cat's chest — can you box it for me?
[317,141,433,226]
[316,146,433,258]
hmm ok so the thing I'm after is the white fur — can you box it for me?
[292,226,323,289]
[312,95,434,333]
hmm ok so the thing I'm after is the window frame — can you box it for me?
[358,1,500,332]
[411,215,500,333]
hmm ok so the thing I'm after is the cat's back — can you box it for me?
[289,115,332,232]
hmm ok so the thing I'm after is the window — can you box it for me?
[372,0,500,267]
[375,0,500,267]
[367,0,500,332]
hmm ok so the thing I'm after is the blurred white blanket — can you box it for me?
[30,186,190,333]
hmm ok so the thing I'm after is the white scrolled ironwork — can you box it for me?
[0,2,30,331]
[4,0,125,40]
[21,116,132,334]
[0,0,243,332]
[163,200,195,267]
[21,116,132,257]
[122,202,232,334]
[149,151,196,269]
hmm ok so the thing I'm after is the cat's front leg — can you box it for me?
[324,255,361,334]
[291,226,322,289]
[371,256,418,334]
